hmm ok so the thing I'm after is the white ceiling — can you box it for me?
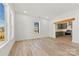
[14,3,79,18]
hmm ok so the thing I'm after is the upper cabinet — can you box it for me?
[55,18,75,32]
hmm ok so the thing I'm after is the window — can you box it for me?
[0,3,14,44]
[57,23,67,29]
[34,22,39,34]
[0,4,5,41]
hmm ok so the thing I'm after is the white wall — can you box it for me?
[33,17,50,38]
[49,19,56,38]
[40,19,50,38]
[0,4,15,56]
[53,9,79,43]
[15,13,34,40]
[15,13,50,40]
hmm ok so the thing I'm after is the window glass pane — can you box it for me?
[0,3,5,41]
[34,22,39,34]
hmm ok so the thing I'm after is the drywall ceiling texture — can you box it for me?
[14,3,79,18]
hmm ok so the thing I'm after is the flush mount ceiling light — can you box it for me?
[24,10,27,13]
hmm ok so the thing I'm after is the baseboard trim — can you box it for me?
[15,37,54,42]
[72,40,79,43]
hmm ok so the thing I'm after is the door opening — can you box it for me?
[55,18,75,42]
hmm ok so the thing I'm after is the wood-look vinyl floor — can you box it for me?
[9,36,79,56]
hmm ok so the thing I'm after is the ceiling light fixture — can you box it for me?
[24,11,27,13]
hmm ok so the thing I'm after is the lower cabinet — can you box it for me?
[56,32,65,37]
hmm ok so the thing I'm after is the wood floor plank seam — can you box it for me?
[9,36,79,56]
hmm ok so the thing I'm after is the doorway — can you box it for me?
[55,18,75,41]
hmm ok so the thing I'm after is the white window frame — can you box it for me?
[0,3,14,48]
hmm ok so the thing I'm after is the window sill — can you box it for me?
[0,40,8,49]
